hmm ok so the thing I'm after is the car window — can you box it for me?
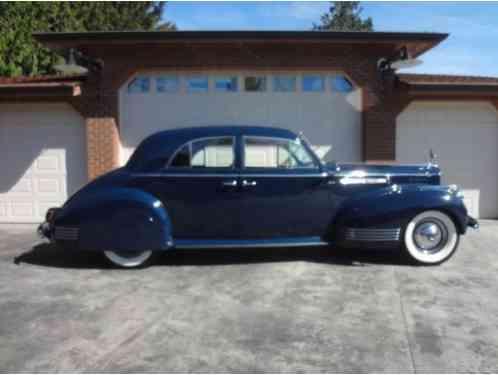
[244,137,317,169]
[169,137,234,168]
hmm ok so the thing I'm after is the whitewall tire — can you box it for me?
[403,210,459,265]
[103,250,153,268]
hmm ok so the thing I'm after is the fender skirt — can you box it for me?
[53,188,173,252]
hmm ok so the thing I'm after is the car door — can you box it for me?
[239,135,333,239]
[135,136,242,239]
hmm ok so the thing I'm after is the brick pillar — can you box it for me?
[361,70,412,163]
[86,117,120,180]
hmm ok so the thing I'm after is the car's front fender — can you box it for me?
[333,184,469,234]
[54,187,172,251]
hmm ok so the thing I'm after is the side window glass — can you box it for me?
[169,137,234,168]
[244,137,317,169]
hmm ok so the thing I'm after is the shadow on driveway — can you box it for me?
[14,242,413,269]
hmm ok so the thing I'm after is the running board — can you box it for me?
[173,237,330,249]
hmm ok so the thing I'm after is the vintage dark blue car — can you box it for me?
[38,126,478,267]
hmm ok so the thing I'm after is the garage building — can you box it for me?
[0,31,497,222]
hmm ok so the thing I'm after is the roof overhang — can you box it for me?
[0,81,82,100]
[398,73,498,100]
[408,83,498,98]
[33,30,448,58]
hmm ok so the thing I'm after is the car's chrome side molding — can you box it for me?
[132,172,328,178]
[172,237,330,249]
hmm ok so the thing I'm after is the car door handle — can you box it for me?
[221,179,238,188]
[241,179,257,187]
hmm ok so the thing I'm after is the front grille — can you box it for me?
[344,227,401,242]
[54,226,79,241]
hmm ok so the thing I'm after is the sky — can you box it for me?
[164,1,498,77]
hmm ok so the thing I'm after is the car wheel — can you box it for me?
[403,210,459,265]
[103,250,153,268]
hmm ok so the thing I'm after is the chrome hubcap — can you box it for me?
[413,220,445,252]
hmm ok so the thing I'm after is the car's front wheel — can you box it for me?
[103,250,153,268]
[403,210,459,265]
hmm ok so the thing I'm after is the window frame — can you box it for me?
[167,136,237,170]
[241,135,320,171]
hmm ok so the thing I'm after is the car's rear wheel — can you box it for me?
[403,210,459,265]
[103,250,153,268]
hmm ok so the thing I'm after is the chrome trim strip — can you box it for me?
[133,173,240,178]
[340,176,388,185]
[239,173,327,178]
[344,228,401,242]
[174,238,329,249]
[54,226,79,241]
[132,173,327,178]
[336,172,440,178]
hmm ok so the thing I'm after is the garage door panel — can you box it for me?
[0,103,87,223]
[120,72,362,165]
[397,101,498,219]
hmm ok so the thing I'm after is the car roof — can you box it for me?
[126,125,299,171]
[146,125,297,140]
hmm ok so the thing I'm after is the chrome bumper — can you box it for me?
[468,216,479,230]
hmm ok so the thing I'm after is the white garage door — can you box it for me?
[397,101,498,219]
[0,103,87,223]
[119,71,362,164]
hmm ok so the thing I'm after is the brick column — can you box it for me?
[86,117,120,180]
[360,70,412,162]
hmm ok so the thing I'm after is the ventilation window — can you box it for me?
[215,76,238,92]
[302,75,325,92]
[156,76,179,93]
[127,76,150,94]
[187,76,208,93]
[273,75,297,92]
[244,76,267,92]
[331,75,354,93]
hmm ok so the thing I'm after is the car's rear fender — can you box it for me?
[54,188,172,251]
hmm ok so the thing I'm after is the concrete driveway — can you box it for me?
[1,223,497,372]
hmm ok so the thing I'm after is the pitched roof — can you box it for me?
[34,30,448,58]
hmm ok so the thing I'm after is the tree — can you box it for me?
[0,2,176,77]
[313,2,373,32]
